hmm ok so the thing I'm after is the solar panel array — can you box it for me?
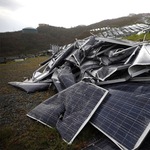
[90,81,150,150]
[27,81,108,144]
[90,23,150,38]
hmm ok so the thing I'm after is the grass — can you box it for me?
[0,122,75,150]
[0,120,98,150]
[123,32,150,41]
[0,56,100,150]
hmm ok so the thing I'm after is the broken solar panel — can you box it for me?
[8,81,50,93]
[96,63,130,81]
[82,134,120,150]
[90,81,150,150]
[82,131,150,150]
[27,81,108,144]
[51,70,65,92]
[96,72,130,85]
[128,44,150,77]
[58,65,76,89]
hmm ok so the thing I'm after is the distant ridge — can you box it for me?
[0,13,150,57]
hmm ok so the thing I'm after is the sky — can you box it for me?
[0,0,150,33]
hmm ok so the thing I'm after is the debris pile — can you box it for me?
[9,36,150,150]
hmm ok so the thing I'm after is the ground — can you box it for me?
[0,56,100,150]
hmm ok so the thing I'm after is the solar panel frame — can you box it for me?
[128,44,150,77]
[90,81,150,150]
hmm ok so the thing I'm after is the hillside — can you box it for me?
[0,13,150,57]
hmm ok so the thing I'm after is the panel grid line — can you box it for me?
[91,81,150,150]
[27,81,108,144]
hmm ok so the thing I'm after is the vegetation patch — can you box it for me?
[123,32,150,41]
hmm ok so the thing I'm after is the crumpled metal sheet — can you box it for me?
[27,81,108,144]
[8,81,50,93]
[128,44,150,77]
[51,69,65,92]
[96,63,130,81]
[58,65,76,89]
[9,37,141,93]
[82,134,120,150]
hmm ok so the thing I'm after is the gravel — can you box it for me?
[0,57,56,128]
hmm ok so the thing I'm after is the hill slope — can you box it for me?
[0,13,150,57]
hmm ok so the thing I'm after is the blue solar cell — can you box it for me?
[27,81,108,144]
[90,81,150,150]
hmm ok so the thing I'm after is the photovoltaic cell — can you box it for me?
[90,81,150,150]
[27,81,108,144]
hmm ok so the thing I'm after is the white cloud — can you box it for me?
[0,0,23,11]
[0,0,150,32]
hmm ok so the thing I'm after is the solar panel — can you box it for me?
[128,44,150,77]
[51,70,65,92]
[90,81,150,150]
[58,66,76,89]
[96,64,130,81]
[27,81,108,144]
[82,131,150,150]
[82,135,120,150]
[8,81,50,93]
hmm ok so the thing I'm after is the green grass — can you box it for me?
[123,32,150,41]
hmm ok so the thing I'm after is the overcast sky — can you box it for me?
[0,0,150,33]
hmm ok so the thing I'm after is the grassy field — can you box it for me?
[0,56,100,150]
[123,32,150,41]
